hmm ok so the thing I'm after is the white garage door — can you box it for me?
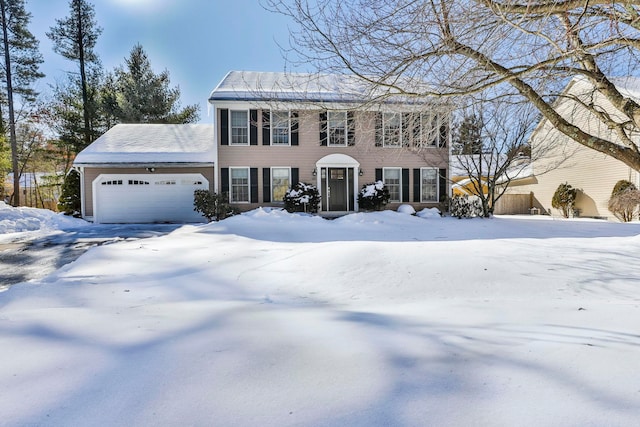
[93,173,209,223]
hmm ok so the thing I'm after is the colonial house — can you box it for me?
[74,71,451,223]
[208,71,451,216]
[505,77,640,220]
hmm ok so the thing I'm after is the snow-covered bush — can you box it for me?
[358,181,390,211]
[193,190,231,221]
[450,195,483,218]
[552,182,577,218]
[416,207,441,218]
[608,180,640,222]
[283,182,320,213]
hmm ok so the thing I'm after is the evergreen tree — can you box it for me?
[453,114,483,155]
[47,0,102,150]
[0,0,44,206]
[57,168,81,216]
[103,44,199,124]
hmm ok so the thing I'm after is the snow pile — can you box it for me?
[416,207,441,218]
[0,202,86,235]
[396,204,416,215]
[2,210,640,425]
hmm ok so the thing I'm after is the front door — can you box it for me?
[328,168,347,211]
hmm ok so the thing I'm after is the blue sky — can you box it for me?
[29,0,300,124]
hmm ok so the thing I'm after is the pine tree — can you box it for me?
[57,168,81,216]
[453,114,483,155]
[47,0,102,150]
[103,44,199,124]
[0,0,44,206]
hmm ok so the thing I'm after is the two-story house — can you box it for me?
[73,71,451,223]
[209,71,450,215]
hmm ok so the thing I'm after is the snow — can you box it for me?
[2,208,640,426]
[396,204,416,215]
[0,202,86,236]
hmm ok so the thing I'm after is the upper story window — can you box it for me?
[230,110,249,145]
[271,111,290,145]
[383,113,402,147]
[328,111,347,146]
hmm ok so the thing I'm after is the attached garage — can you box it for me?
[93,173,209,223]
[74,124,215,223]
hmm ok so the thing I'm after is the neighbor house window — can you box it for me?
[230,110,249,145]
[383,167,402,202]
[271,111,290,145]
[271,167,291,202]
[230,167,250,202]
[421,168,438,202]
[328,111,347,146]
[383,113,402,147]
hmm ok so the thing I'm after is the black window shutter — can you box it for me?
[263,168,271,203]
[347,111,355,146]
[439,168,447,202]
[291,111,299,146]
[402,114,412,147]
[220,109,229,146]
[439,116,448,148]
[291,167,299,185]
[250,110,258,145]
[262,111,270,145]
[375,112,383,147]
[319,111,327,146]
[221,168,229,194]
[375,168,383,182]
[402,168,410,202]
[250,168,259,203]
[413,169,421,202]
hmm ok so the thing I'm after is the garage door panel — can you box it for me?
[93,173,209,223]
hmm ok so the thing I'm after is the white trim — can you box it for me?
[270,166,291,202]
[420,167,439,202]
[383,167,402,202]
[229,109,250,146]
[229,166,251,203]
[315,154,360,212]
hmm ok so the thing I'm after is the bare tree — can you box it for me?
[266,0,640,171]
[451,100,537,216]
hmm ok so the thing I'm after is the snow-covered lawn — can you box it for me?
[2,208,640,426]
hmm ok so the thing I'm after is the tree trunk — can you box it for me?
[76,1,90,148]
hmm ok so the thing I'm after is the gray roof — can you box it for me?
[74,124,214,166]
[208,71,437,106]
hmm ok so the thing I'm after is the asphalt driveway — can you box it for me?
[0,224,182,290]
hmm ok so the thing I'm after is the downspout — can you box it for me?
[210,101,219,193]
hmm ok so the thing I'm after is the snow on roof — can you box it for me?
[73,124,214,165]
[208,71,437,106]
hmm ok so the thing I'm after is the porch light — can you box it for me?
[312,168,317,177]
[359,168,364,176]
[146,167,156,173]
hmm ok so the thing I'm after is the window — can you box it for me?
[383,168,401,202]
[271,111,290,145]
[101,180,123,186]
[155,180,176,185]
[230,167,250,202]
[230,110,249,145]
[328,111,347,146]
[128,180,149,185]
[421,168,438,202]
[271,167,291,202]
[383,113,402,147]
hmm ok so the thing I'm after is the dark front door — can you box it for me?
[328,168,347,211]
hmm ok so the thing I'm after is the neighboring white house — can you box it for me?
[506,77,640,220]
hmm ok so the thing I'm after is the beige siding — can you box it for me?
[507,80,639,220]
[218,109,450,211]
[82,166,214,217]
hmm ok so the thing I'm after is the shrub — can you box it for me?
[193,190,231,221]
[608,180,640,222]
[551,182,577,218]
[358,180,390,211]
[283,182,320,213]
[57,169,81,217]
[450,194,483,218]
